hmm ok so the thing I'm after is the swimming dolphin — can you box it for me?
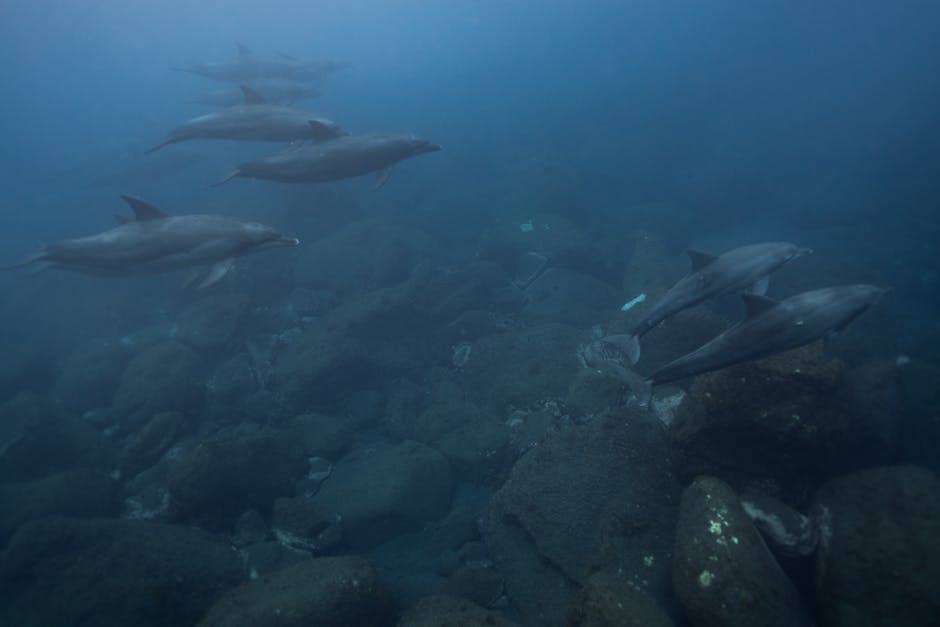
[615,285,889,406]
[602,242,812,365]
[175,44,349,83]
[0,195,299,288]
[145,86,344,154]
[213,132,442,187]
[192,78,321,108]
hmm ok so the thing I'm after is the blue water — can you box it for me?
[1,1,939,625]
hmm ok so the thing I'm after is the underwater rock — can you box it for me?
[0,392,113,484]
[672,476,812,627]
[288,412,355,460]
[0,342,54,404]
[520,267,620,328]
[237,540,308,577]
[204,352,263,423]
[458,323,584,413]
[111,339,206,432]
[196,556,393,627]
[898,358,940,472]
[175,293,250,353]
[271,495,344,554]
[0,469,118,545]
[740,490,817,558]
[838,360,902,464]
[812,465,940,627]
[669,343,848,499]
[482,410,678,626]
[567,571,677,627]
[0,517,244,627]
[398,594,519,627]
[305,439,454,550]
[117,410,189,477]
[294,219,438,295]
[53,336,131,412]
[169,427,307,530]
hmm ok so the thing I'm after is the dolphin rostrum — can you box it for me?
[0,195,299,288]
[603,242,812,365]
[213,132,441,187]
[145,86,343,154]
[603,284,888,406]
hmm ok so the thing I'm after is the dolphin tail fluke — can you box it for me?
[601,333,641,365]
[211,169,240,187]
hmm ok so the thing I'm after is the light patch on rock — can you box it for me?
[652,389,685,428]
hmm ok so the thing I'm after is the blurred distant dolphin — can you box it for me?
[192,78,321,107]
[602,242,812,364]
[175,43,350,83]
[0,195,299,288]
[145,86,344,153]
[592,285,888,407]
[214,132,442,187]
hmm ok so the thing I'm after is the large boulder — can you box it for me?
[175,293,250,353]
[304,440,454,550]
[196,556,392,627]
[398,594,519,627]
[111,339,206,432]
[169,427,307,529]
[481,411,679,625]
[812,465,940,627]
[0,517,244,627]
[0,469,118,545]
[519,267,620,328]
[53,336,131,412]
[672,476,812,627]
[568,571,677,627]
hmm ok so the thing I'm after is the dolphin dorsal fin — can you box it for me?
[236,42,252,56]
[308,119,342,141]
[119,195,168,221]
[742,293,779,318]
[687,249,718,272]
[240,85,266,105]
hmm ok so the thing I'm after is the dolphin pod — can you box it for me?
[602,242,813,364]
[0,195,299,289]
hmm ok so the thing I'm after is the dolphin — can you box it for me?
[175,44,350,83]
[213,132,442,187]
[0,195,299,288]
[145,86,344,154]
[611,285,889,406]
[602,242,812,365]
[192,78,321,108]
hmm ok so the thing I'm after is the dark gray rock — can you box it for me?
[53,336,130,412]
[289,412,355,460]
[196,556,393,627]
[520,267,620,328]
[111,339,205,432]
[813,465,940,627]
[169,428,307,530]
[398,594,519,627]
[0,469,118,545]
[118,410,190,476]
[0,517,244,627]
[673,476,811,627]
[307,440,454,550]
[175,293,250,353]
[458,323,584,413]
[482,411,679,626]
[238,540,308,576]
[232,509,268,547]
[568,571,676,627]
[271,495,343,554]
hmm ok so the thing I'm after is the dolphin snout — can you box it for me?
[796,247,813,258]
[279,236,301,246]
[427,143,443,152]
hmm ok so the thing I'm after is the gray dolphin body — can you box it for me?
[604,242,812,364]
[0,196,299,288]
[146,88,343,153]
[625,284,888,405]
[193,79,321,108]
[215,132,442,187]
[176,46,348,83]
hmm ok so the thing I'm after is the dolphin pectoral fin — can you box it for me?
[114,214,131,225]
[749,275,770,296]
[601,334,641,365]
[236,42,253,56]
[211,169,240,187]
[120,195,169,221]
[374,167,393,190]
[240,85,266,105]
[196,259,235,289]
[144,139,172,155]
[687,249,718,272]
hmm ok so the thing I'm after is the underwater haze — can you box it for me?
[1,1,939,626]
